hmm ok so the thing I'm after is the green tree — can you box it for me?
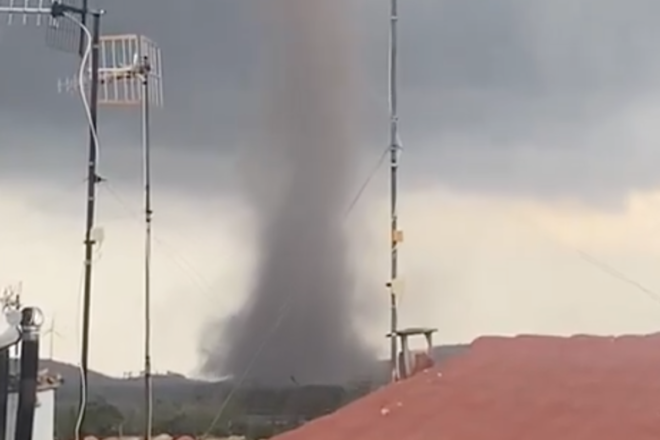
[82,398,124,437]
[55,399,124,439]
[55,405,78,440]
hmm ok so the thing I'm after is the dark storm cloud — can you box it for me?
[0,0,257,192]
[3,0,660,201]
[382,0,660,202]
[0,0,257,145]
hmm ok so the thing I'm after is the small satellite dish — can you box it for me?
[91,226,105,246]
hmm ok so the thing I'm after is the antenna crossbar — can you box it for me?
[0,6,48,13]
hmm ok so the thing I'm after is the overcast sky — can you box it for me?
[3,0,660,377]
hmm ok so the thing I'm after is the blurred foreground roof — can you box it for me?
[272,333,660,440]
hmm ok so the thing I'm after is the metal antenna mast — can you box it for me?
[46,4,105,437]
[59,34,164,440]
[386,0,403,382]
[0,2,107,437]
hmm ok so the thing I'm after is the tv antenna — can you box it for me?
[58,33,164,440]
[58,34,164,106]
[0,2,122,439]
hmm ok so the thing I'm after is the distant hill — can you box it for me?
[42,344,467,386]
[40,359,115,386]
[39,359,206,388]
[41,344,468,410]
[39,359,211,409]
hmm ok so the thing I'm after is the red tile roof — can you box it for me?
[272,334,660,440]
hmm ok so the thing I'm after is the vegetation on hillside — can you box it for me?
[46,345,468,439]
[54,382,375,440]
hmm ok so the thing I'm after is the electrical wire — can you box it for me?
[576,249,660,303]
[102,160,660,310]
[201,148,390,438]
[99,182,216,295]
[508,210,660,303]
[98,185,221,320]
[62,12,95,440]
[345,147,390,216]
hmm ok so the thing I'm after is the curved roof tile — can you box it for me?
[272,333,660,440]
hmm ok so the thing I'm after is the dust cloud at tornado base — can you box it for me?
[199,0,378,385]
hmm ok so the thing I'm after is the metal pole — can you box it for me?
[10,295,20,361]
[140,58,153,440]
[78,11,101,439]
[77,0,88,57]
[14,308,41,440]
[0,347,9,440]
[388,0,400,382]
[48,317,55,360]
